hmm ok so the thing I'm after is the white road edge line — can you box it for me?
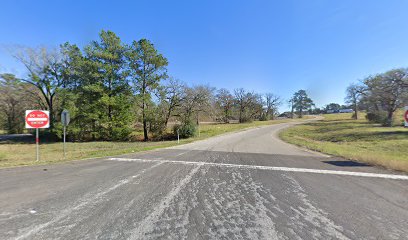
[109,158,408,180]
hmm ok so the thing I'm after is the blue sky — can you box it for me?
[1,0,408,111]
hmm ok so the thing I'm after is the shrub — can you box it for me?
[173,121,197,138]
[239,115,253,123]
[149,119,167,138]
[259,113,268,121]
[366,111,388,125]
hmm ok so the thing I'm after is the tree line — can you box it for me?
[1,30,318,140]
[345,68,408,126]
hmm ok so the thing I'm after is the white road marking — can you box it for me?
[109,158,408,180]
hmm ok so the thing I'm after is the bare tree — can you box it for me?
[160,77,185,127]
[234,88,262,123]
[215,88,234,123]
[345,83,364,119]
[234,88,248,123]
[264,93,282,120]
[179,85,214,125]
[13,47,65,129]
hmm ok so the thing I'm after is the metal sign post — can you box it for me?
[25,110,50,162]
[177,129,180,144]
[36,128,39,161]
[61,110,70,159]
[63,125,66,158]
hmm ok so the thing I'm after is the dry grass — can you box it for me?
[280,112,408,172]
[0,117,310,168]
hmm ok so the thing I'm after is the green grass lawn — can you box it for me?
[280,112,408,172]
[0,118,305,168]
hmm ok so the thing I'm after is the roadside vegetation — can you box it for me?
[280,112,408,172]
[1,30,406,170]
[0,29,320,168]
[0,30,317,143]
[0,118,304,168]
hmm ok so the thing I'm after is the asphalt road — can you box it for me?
[1,121,408,239]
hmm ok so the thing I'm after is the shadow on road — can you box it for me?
[323,160,371,167]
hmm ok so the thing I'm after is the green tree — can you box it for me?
[363,69,408,126]
[292,90,314,118]
[325,103,341,112]
[0,74,32,133]
[82,30,133,140]
[127,39,168,141]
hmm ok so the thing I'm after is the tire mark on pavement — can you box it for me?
[129,164,202,240]
[282,174,350,239]
[14,162,163,240]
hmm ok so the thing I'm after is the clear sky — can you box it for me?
[1,0,408,112]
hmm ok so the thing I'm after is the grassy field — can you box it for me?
[0,118,304,168]
[280,112,408,172]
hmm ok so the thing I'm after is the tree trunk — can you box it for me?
[108,79,112,138]
[143,118,148,141]
[141,76,149,141]
[164,112,171,129]
[49,96,54,130]
[290,101,294,119]
[239,107,243,123]
[353,102,358,120]
[142,93,148,141]
[386,110,394,127]
[142,101,149,141]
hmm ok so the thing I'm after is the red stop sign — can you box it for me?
[25,110,50,129]
[405,110,408,123]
